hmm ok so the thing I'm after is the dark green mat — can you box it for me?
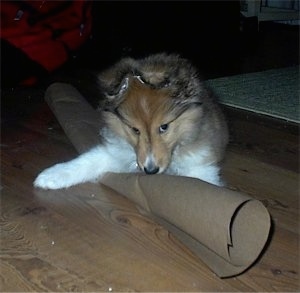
[206,66,299,123]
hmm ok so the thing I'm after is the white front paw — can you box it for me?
[34,163,76,190]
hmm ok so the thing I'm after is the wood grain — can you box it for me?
[1,104,299,291]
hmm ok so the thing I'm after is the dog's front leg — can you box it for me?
[34,146,115,190]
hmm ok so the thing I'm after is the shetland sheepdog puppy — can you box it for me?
[34,53,228,189]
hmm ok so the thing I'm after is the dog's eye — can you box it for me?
[159,124,169,133]
[132,127,140,135]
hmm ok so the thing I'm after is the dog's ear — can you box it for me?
[138,53,206,104]
[103,76,129,101]
[98,57,138,108]
[138,53,176,88]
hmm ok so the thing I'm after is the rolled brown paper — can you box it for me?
[44,82,271,278]
[45,82,103,154]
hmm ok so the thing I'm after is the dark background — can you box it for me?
[2,1,299,85]
[67,1,299,78]
[1,1,299,116]
[85,1,241,77]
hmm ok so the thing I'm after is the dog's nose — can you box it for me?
[144,166,159,175]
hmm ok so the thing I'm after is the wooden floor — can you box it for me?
[1,88,299,291]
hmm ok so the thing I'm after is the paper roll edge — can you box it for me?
[227,199,271,267]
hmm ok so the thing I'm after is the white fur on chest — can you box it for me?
[166,146,223,186]
[102,133,138,172]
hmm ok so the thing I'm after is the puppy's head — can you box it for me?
[98,53,206,174]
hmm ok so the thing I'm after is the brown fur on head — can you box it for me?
[98,53,207,109]
[97,53,228,174]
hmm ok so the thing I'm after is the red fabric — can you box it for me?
[1,1,92,73]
